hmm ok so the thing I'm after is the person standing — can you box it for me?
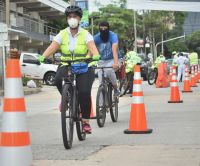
[175,52,189,82]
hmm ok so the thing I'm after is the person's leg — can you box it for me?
[54,65,68,94]
[177,66,181,82]
[76,68,95,132]
[107,69,120,96]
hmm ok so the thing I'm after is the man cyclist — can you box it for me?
[38,5,100,134]
[93,21,121,97]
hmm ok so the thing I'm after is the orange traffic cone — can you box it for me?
[190,65,198,87]
[198,64,200,83]
[124,65,152,134]
[169,66,173,82]
[194,65,198,84]
[90,97,96,119]
[182,65,193,93]
[0,59,33,166]
[168,66,183,103]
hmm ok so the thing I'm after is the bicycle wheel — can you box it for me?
[61,84,74,149]
[120,73,132,96]
[76,106,86,141]
[147,69,157,85]
[109,85,118,122]
[96,86,106,127]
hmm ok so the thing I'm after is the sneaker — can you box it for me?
[114,89,120,97]
[82,122,92,134]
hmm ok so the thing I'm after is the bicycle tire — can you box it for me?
[76,107,86,141]
[120,73,132,96]
[96,86,106,127]
[147,70,157,85]
[61,84,74,149]
[109,85,118,122]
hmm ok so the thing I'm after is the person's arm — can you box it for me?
[42,41,60,58]
[112,33,119,69]
[87,40,99,56]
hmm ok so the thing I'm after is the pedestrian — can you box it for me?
[175,52,189,82]
[37,5,100,134]
[93,21,122,97]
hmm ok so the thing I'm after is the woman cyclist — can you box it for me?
[38,5,100,134]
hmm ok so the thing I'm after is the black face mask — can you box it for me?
[100,29,109,42]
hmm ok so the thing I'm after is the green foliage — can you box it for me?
[186,30,200,51]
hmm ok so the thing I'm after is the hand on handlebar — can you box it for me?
[112,63,119,70]
[38,55,45,63]
[92,54,100,61]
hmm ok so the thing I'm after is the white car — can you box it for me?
[20,53,58,86]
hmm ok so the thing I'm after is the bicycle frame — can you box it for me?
[97,67,113,109]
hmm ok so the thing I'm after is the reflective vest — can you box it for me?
[125,51,141,73]
[59,28,88,63]
[189,52,198,65]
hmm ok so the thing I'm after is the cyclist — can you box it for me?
[38,5,100,134]
[125,45,141,95]
[152,53,166,69]
[93,21,121,97]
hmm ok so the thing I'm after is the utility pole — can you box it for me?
[133,10,137,52]
[6,0,10,26]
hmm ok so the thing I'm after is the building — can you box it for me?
[0,0,68,90]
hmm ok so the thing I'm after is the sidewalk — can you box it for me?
[0,86,41,96]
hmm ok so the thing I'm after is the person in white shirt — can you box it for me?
[175,52,189,82]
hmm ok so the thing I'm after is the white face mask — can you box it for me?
[67,18,79,28]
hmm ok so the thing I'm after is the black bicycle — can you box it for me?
[147,68,158,85]
[60,58,92,149]
[95,66,119,127]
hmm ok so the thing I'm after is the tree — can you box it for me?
[186,30,200,51]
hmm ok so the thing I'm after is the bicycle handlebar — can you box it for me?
[60,58,93,64]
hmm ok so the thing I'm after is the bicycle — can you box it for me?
[95,66,119,127]
[60,58,93,149]
[147,67,158,85]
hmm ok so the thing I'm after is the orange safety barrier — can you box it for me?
[124,65,152,134]
[156,62,170,88]
[0,59,33,166]
[182,65,193,93]
[168,66,183,103]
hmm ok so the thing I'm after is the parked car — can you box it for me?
[20,53,58,86]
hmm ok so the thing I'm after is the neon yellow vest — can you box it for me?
[59,28,88,62]
[189,52,198,65]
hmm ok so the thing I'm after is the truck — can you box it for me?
[20,52,58,86]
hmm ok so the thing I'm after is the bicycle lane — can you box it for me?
[33,81,200,166]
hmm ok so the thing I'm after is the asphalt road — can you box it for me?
[0,79,200,166]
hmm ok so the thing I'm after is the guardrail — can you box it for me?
[0,5,58,36]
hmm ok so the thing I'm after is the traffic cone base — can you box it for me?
[182,90,193,93]
[124,128,153,134]
[168,100,183,103]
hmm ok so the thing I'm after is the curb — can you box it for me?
[0,87,42,96]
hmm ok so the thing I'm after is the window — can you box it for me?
[23,54,38,64]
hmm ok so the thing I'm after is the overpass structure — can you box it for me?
[126,0,200,12]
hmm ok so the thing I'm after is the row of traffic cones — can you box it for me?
[124,63,200,135]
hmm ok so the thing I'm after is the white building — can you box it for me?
[0,0,69,89]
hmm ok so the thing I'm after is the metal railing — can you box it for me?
[0,5,59,37]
